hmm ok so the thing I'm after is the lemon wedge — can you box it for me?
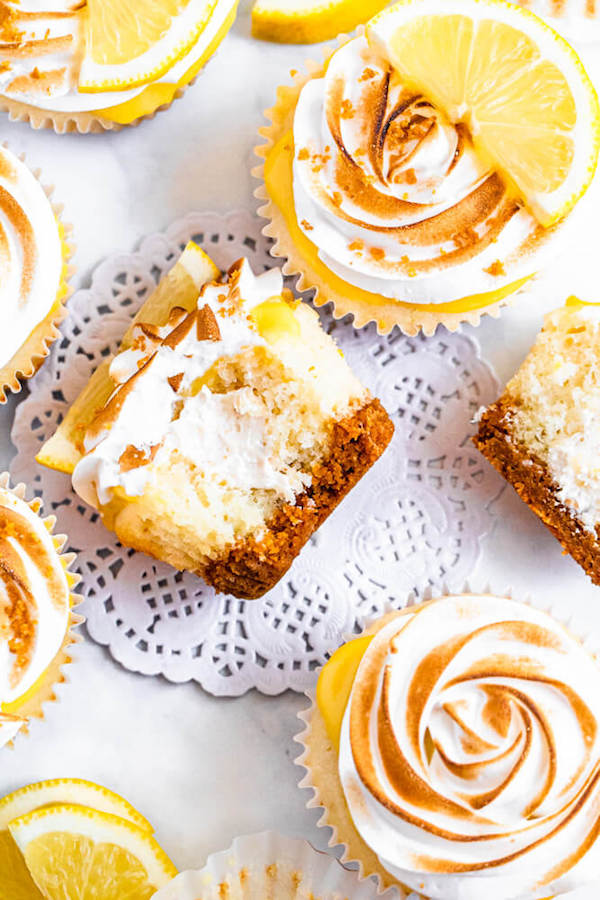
[0,780,154,900]
[9,804,176,900]
[251,0,389,43]
[367,0,600,227]
[79,0,220,93]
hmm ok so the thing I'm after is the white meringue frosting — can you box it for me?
[0,145,63,369]
[292,36,571,305]
[0,0,236,114]
[338,594,600,899]
[72,259,365,516]
[0,486,70,749]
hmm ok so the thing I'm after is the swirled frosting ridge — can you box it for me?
[0,486,70,748]
[0,145,63,369]
[292,37,568,305]
[339,594,600,899]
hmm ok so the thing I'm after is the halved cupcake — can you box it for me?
[38,243,393,599]
[0,0,240,133]
[255,0,600,334]
[0,474,80,750]
[0,145,71,401]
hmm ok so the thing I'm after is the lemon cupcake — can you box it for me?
[255,0,600,335]
[0,0,240,133]
[0,145,71,401]
[0,474,80,749]
[299,593,600,899]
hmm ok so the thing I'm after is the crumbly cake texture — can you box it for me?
[205,398,392,598]
[50,246,394,600]
[474,302,600,584]
[475,398,600,584]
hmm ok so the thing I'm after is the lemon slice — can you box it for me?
[0,781,154,900]
[251,0,389,43]
[9,804,176,900]
[36,242,220,476]
[367,0,600,226]
[79,0,220,93]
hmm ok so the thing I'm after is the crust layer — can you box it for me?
[474,399,600,584]
[204,397,394,599]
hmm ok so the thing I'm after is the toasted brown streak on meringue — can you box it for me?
[0,183,36,305]
[119,443,159,473]
[197,304,221,342]
[0,34,73,58]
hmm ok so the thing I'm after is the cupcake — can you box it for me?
[0,145,71,401]
[299,593,600,899]
[0,0,240,133]
[37,243,393,599]
[153,831,393,899]
[0,474,80,749]
[255,0,600,335]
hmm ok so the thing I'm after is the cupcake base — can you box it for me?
[253,37,532,336]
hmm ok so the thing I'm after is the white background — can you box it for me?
[1,3,599,896]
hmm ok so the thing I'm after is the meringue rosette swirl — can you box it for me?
[338,595,600,899]
[0,145,63,370]
[0,484,70,748]
[292,37,565,305]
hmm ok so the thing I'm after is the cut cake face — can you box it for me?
[474,299,600,584]
[39,245,393,599]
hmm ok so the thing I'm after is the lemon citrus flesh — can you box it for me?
[367,0,600,227]
[251,0,389,43]
[80,0,220,93]
[9,804,177,900]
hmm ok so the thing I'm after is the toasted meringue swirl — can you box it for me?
[293,37,568,305]
[0,0,237,114]
[339,595,600,899]
[0,485,70,748]
[0,145,63,369]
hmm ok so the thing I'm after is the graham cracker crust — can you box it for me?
[474,399,600,585]
[205,397,394,599]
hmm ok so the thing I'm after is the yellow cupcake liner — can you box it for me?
[0,0,239,134]
[294,585,596,898]
[0,149,75,403]
[252,33,534,337]
[0,472,83,748]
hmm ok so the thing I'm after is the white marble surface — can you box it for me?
[1,3,600,896]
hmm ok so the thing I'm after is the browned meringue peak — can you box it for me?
[339,595,600,899]
[0,1,83,98]
[0,492,69,692]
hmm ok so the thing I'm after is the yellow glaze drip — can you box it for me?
[97,0,238,125]
[316,635,372,748]
[250,297,300,343]
[264,132,534,315]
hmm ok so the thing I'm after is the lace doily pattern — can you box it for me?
[10,211,504,696]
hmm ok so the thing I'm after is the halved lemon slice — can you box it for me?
[251,0,389,43]
[9,804,176,900]
[367,0,600,226]
[79,0,220,93]
[0,781,154,900]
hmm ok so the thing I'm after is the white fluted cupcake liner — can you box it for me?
[152,831,403,899]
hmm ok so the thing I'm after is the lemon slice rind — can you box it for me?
[79,0,220,93]
[367,0,600,227]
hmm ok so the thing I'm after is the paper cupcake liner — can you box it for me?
[294,584,599,898]
[152,831,400,899]
[0,149,74,403]
[0,88,189,134]
[252,32,533,337]
[0,1,239,135]
[0,472,83,748]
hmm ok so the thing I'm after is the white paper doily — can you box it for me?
[10,210,504,696]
